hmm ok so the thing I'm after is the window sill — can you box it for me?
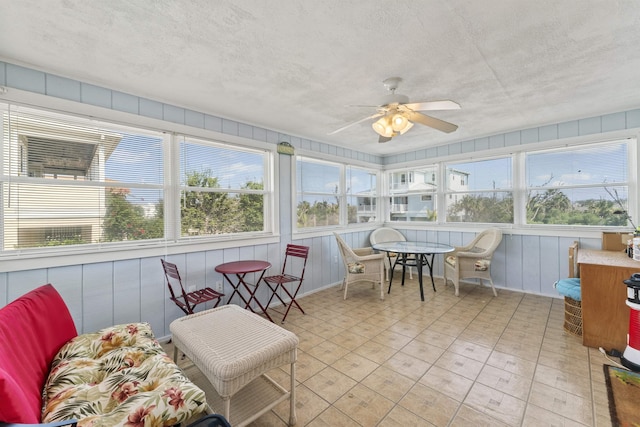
[0,234,280,273]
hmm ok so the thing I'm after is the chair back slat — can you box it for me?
[286,244,310,259]
[161,259,186,301]
[281,244,309,278]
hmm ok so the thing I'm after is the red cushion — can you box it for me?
[0,284,77,423]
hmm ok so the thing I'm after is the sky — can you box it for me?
[106,130,630,208]
[107,133,265,190]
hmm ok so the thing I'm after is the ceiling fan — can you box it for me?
[329,77,461,143]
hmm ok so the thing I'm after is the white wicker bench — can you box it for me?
[170,304,299,426]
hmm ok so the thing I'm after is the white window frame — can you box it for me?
[175,135,274,241]
[521,138,635,228]
[0,99,278,267]
[384,135,637,230]
[293,155,379,232]
[443,155,514,224]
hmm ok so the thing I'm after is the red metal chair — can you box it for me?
[263,244,310,323]
[161,259,224,315]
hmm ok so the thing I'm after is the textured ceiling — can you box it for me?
[1,1,640,155]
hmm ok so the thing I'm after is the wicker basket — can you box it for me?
[564,296,582,336]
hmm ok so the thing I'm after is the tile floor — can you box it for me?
[166,275,616,427]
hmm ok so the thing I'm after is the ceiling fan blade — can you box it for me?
[407,111,458,133]
[378,135,393,143]
[328,112,384,135]
[403,100,461,111]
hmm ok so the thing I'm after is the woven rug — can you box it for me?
[604,364,640,426]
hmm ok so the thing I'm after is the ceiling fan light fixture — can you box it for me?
[399,120,414,135]
[372,116,396,138]
[391,113,412,133]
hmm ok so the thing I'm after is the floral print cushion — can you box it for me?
[445,256,491,271]
[42,323,206,427]
[347,262,365,274]
[474,259,490,271]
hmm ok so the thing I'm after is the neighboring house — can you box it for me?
[3,113,121,249]
[354,195,376,223]
[386,169,469,221]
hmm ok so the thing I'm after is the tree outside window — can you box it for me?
[525,141,630,226]
[445,158,513,223]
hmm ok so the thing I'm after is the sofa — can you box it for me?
[0,284,208,426]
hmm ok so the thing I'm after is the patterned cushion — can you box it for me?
[474,259,491,271]
[445,256,491,271]
[347,262,365,274]
[42,323,206,426]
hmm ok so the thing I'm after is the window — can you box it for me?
[2,105,164,250]
[525,140,631,226]
[445,158,513,223]
[347,166,377,224]
[296,157,340,229]
[0,103,275,254]
[179,137,269,236]
[388,167,438,222]
[296,157,378,229]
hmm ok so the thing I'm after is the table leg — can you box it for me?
[244,270,274,323]
[417,254,425,301]
[223,273,247,306]
[426,253,437,292]
[289,361,297,426]
[388,254,399,294]
[400,253,407,287]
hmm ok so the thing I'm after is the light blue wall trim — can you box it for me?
[6,63,46,93]
[384,108,640,166]
[0,60,384,165]
[83,83,112,109]
[0,62,6,86]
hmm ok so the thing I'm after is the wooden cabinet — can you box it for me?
[579,249,639,351]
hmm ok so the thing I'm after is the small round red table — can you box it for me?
[215,260,273,322]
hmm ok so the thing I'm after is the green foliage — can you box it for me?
[103,188,163,241]
[102,171,266,241]
[43,236,86,246]
[239,181,264,232]
[181,170,264,235]
[445,190,628,226]
[527,189,571,223]
[527,194,627,226]
[297,200,340,228]
[447,194,514,223]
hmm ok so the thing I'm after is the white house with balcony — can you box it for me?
[2,112,121,249]
[386,169,469,221]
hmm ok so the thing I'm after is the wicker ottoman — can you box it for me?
[170,304,299,426]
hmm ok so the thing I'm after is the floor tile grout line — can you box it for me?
[167,279,609,426]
